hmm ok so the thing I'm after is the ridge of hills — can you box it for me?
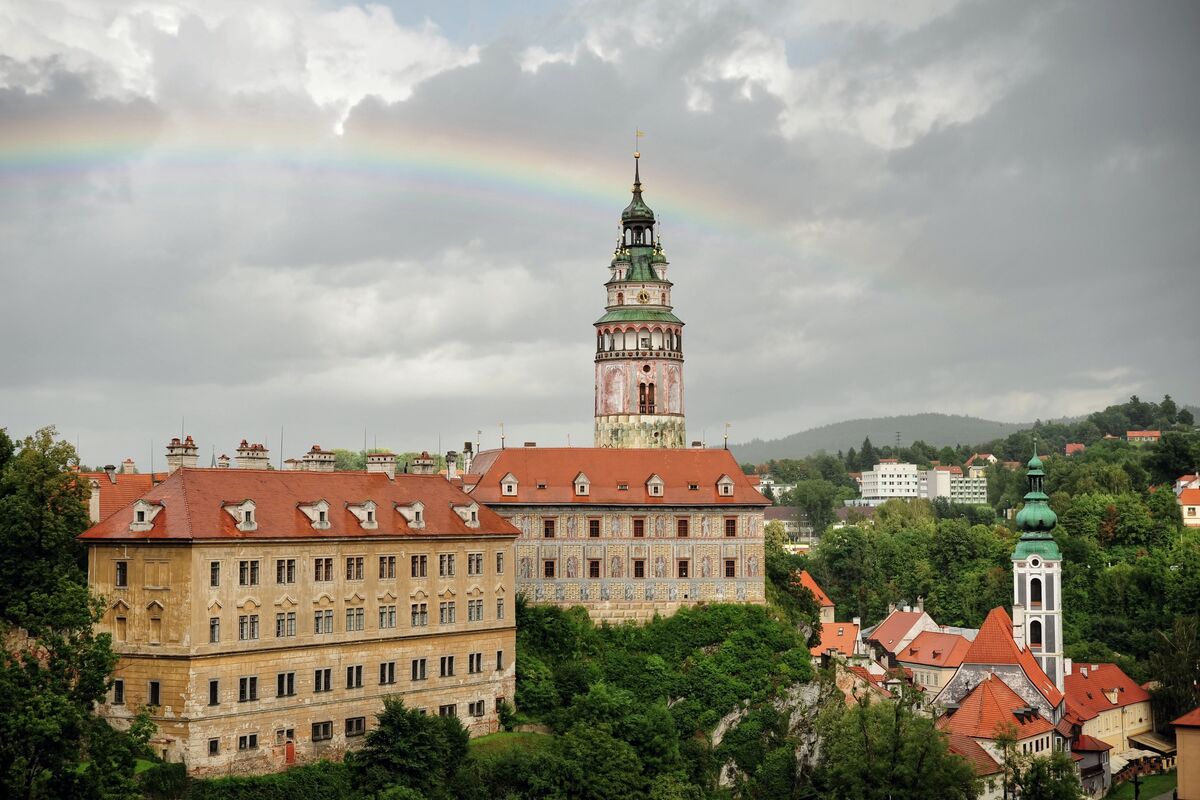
[731,413,1046,464]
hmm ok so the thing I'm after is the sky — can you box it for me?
[1,0,1198,468]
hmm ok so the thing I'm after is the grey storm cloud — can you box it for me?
[0,0,1197,467]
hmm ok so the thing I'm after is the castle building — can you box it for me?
[594,154,686,448]
[79,465,517,775]
[464,446,768,622]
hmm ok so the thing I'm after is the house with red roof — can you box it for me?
[1069,734,1113,797]
[79,465,519,775]
[864,603,938,664]
[896,630,971,693]
[1180,487,1200,528]
[811,621,860,660]
[77,463,169,524]
[465,446,769,622]
[794,570,834,623]
[1126,430,1161,445]
[1063,662,1153,752]
[946,732,1004,800]
[1065,443,1087,457]
[937,672,1064,759]
[1174,706,1200,800]
[1175,473,1200,495]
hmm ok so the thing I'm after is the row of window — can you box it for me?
[112,652,506,708]
[113,552,504,589]
[540,517,740,538]
[205,599,505,643]
[505,483,735,497]
[207,700,495,756]
[540,558,738,580]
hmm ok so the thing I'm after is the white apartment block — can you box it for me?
[862,462,988,507]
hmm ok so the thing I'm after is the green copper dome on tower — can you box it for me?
[1013,441,1060,561]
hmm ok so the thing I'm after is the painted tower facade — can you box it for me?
[594,155,686,448]
[1012,445,1065,692]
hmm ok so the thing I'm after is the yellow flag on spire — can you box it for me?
[634,128,645,158]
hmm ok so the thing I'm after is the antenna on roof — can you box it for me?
[500,423,505,450]
[724,423,730,450]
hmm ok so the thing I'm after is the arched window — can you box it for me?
[1030,577,1042,607]
[647,383,656,413]
[638,383,648,414]
[616,292,624,306]
[1029,620,1043,647]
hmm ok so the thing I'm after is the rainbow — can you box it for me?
[0,109,869,276]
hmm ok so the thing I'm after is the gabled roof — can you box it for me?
[1126,430,1161,438]
[795,570,833,607]
[899,630,971,669]
[1072,734,1112,752]
[1180,488,1200,505]
[1064,663,1151,719]
[79,468,519,541]
[937,674,1055,740]
[811,621,858,657]
[1172,706,1200,728]
[962,607,1063,706]
[946,733,1002,776]
[77,471,169,521]
[866,610,927,655]
[465,447,769,506]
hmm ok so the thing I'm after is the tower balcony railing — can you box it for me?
[595,349,683,362]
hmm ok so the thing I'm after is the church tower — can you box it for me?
[593,153,686,448]
[1012,443,1065,692]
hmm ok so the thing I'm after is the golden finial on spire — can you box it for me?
[634,128,645,159]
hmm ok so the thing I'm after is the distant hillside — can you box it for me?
[732,413,1034,464]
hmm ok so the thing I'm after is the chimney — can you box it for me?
[1064,658,1073,677]
[917,596,924,613]
[166,435,199,474]
[446,451,458,481]
[462,442,473,474]
[1080,665,1088,678]
[903,605,912,613]
[1012,605,1026,649]
[887,602,896,615]
[852,616,861,627]
[409,451,437,475]
[366,452,396,480]
[103,464,118,484]
[217,454,231,469]
[302,444,336,472]
[121,458,137,475]
[235,440,270,470]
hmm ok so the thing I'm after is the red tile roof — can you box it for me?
[795,570,833,607]
[1065,443,1086,456]
[78,471,169,521]
[946,733,1001,776]
[899,630,972,669]
[1179,488,1200,506]
[811,621,859,657]
[1172,707,1200,728]
[79,468,518,541]
[1126,430,1161,439]
[867,610,926,654]
[961,607,1063,707]
[1072,734,1113,752]
[937,674,1055,740]
[1064,663,1151,720]
[466,447,769,506]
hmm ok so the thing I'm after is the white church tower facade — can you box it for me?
[1011,445,1065,692]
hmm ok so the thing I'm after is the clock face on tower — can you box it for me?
[636,290,650,304]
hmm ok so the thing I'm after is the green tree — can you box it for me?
[1149,616,1200,735]
[792,479,838,536]
[859,437,877,470]
[816,691,976,800]
[0,427,91,624]
[348,697,468,799]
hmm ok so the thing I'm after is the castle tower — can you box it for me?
[593,153,686,448]
[1012,443,1065,692]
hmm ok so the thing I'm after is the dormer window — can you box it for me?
[452,502,480,529]
[297,500,330,531]
[574,472,590,497]
[346,500,377,530]
[500,472,518,496]
[646,474,664,497]
[415,510,423,523]
[717,475,735,497]
[396,501,425,529]
[223,500,257,532]
[366,509,375,523]
[617,482,629,491]
[129,499,164,532]
[318,510,327,524]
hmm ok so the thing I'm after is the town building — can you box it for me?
[463,446,768,622]
[594,154,686,448]
[863,604,939,664]
[1174,706,1200,800]
[79,463,518,775]
[1063,663,1153,753]
[764,506,804,537]
[858,459,919,505]
[920,465,989,505]
[1175,473,1200,495]
[1065,443,1087,456]
[859,460,987,506]
[1180,487,1200,528]
[795,570,834,623]
[896,630,971,693]
[1126,430,1161,445]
